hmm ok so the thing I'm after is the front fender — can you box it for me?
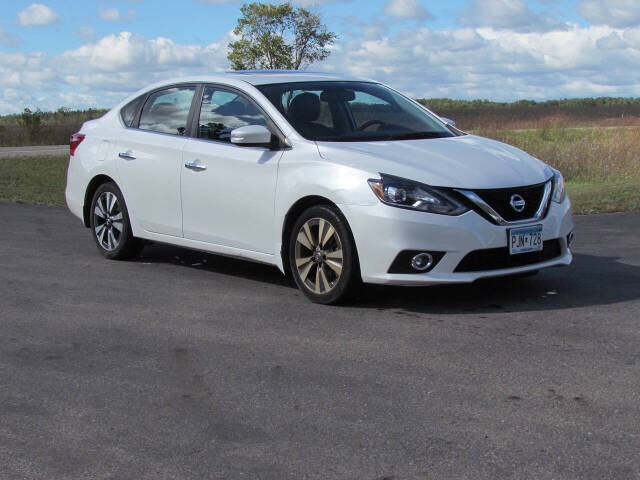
[272,144,376,271]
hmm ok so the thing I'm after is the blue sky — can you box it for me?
[1,0,639,113]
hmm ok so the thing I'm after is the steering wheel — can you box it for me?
[357,119,386,131]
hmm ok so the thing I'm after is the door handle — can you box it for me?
[184,160,207,171]
[118,151,136,160]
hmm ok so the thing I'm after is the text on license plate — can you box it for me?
[509,225,543,255]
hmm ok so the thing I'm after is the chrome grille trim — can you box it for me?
[456,179,553,226]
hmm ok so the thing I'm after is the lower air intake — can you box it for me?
[455,239,562,272]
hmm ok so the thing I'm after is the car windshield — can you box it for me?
[257,81,457,142]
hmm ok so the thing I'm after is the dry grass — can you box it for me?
[452,112,640,131]
[472,124,640,182]
[472,123,640,214]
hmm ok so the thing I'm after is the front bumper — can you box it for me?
[340,197,573,286]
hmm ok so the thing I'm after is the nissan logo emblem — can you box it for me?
[510,194,526,213]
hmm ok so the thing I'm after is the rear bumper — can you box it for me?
[65,155,85,224]
[340,196,574,286]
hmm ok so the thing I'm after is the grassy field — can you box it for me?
[0,156,68,206]
[474,125,640,181]
[1,138,638,214]
[566,179,640,214]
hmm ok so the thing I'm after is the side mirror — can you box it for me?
[230,125,272,147]
[440,117,456,127]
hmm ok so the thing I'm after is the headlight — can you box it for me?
[368,174,469,215]
[551,169,566,203]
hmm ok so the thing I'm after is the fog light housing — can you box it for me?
[388,250,445,274]
[411,253,433,271]
[566,231,574,248]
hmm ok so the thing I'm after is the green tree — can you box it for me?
[19,108,43,128]
[228,2,337,71]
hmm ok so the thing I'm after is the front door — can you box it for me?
[181,85,282,253]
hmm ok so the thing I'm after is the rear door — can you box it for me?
[181,84,283,253]
[116,85,197,237]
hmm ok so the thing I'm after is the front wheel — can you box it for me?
[89,182,142,260]
[289,205,359,305]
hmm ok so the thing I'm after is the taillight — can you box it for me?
[70,133,85,156]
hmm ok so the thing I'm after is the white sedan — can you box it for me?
[65,71,573,304]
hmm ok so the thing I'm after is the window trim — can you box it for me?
[119,94,146,128]
[128,83,201,137]
[190,82,288,149]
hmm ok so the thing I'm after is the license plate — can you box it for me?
[509,225,543,255]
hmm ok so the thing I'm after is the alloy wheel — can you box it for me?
[294,217,344,294]
[93,191,123,251]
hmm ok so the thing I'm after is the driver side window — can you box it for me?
[197,86,268,143]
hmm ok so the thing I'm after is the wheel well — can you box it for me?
[82,175,115,227]
[281,196,359,276]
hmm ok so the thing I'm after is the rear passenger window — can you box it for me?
[197,86,268,143]
[139,86,196,135]
[120,96,144,127]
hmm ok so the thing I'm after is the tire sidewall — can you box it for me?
[288,205,359,305]
[89,182,135,260]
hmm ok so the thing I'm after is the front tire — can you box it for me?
[288,205,359,305]
[89,182,142,260]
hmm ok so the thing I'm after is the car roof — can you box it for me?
[141,70,374,89]
[226,70,372,85]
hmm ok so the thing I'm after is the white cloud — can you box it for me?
[99,8,123,22]
[595,32,627,49]
[62,32,206,72]
[18,4,60,27]
[578,0,640,28]
[323,24,640,100]
[624,27,640,47]
[2,24,640,114]
[460,0,563,32]
[384,0,432,20]
[99,8,136,22]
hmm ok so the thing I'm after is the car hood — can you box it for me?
[316,134,551,189]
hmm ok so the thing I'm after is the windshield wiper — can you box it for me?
[383,131,451,140]
[322,131,452,142]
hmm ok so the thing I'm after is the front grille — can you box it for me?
[470,182,548,222]
[455,239,562,272]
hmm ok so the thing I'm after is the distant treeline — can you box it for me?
[418,97,640,130]
[418,97,640,110]
[0,108,108,147]
[1,97,640,146]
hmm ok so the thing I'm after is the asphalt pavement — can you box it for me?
[1,202,639,479]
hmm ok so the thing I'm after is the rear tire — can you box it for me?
[288,205,359,305]
[89,182,142,260]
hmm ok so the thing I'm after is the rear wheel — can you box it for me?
[289,205,359,305]
[89,182,142,260]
